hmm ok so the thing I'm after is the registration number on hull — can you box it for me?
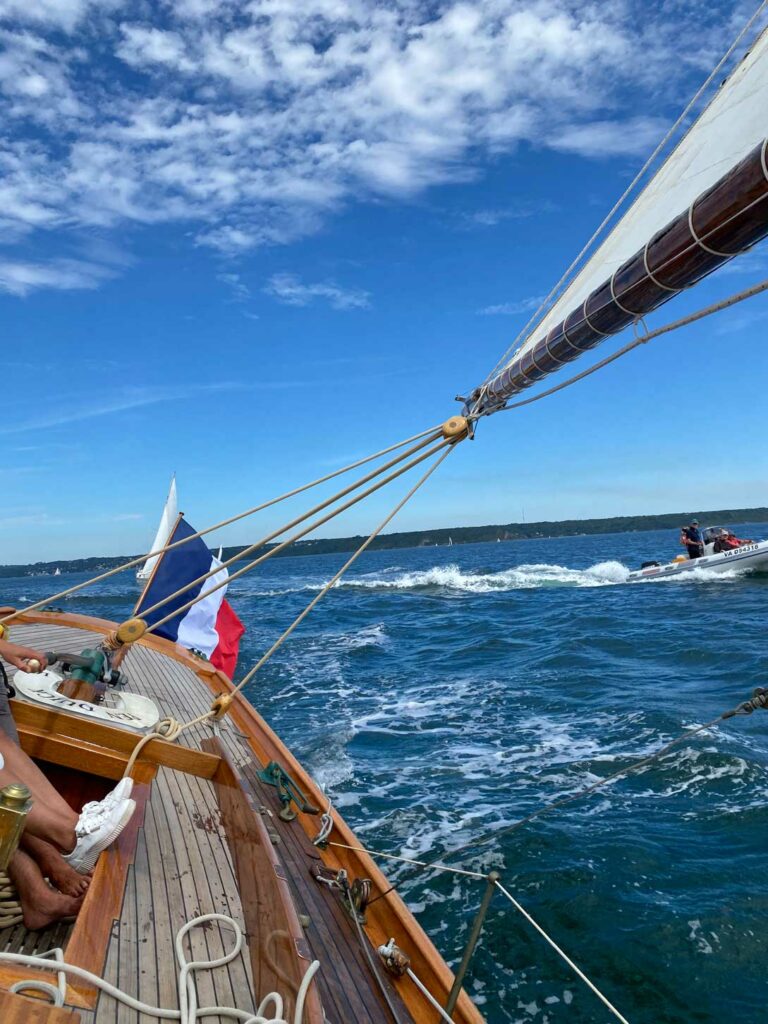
[722,544,759,557]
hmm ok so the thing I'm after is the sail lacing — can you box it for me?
[483,276,768,416]
[479,0,768,391]
[472,176,768,416]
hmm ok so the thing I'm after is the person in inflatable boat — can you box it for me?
[680,520,704,559]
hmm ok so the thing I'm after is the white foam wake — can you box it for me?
[332,560,630,593]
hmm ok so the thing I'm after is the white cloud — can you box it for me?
[0,0,107,32]
[461,201,557,228]
[0,382,247,435]
[479,295,545,316]
[0,258,113,296]
[217,271,250,300]
[265,272,370,310]
[0,2,751,293]
[551,116,670,158]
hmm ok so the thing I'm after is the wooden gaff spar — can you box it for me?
[471,138,768,412]
[470,25,768,416]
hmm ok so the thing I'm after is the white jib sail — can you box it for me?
[508,25,768,369]
[136,475,178,581]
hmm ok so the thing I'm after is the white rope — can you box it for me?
[494,881,631,1024]
[327,841,488,880]
[0,423,442,628]
[404,969,456,1023]
[0,914,320,1024]
[481,0,768,387]
[312,797,334,846]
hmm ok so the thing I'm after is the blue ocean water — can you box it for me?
[3,524,768,1024]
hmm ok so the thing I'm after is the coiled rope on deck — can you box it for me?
[0,913,320,1023]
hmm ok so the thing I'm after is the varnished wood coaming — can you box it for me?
[11,699,221,782]
[237,746,415,1024]
[2,609,484,1024]
[0,989,81,1022]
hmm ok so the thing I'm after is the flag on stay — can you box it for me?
[135,516,245,678]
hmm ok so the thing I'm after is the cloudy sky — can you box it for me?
[1,0,767,562]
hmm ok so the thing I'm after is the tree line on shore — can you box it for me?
[3,506,767,577]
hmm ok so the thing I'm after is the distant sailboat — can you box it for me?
[53,567,61,576]
[448,536,453,546]
[136,475,178,581]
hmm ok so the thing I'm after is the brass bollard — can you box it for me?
[0,784,32,872]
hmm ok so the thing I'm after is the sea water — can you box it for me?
[3,525,768,1024]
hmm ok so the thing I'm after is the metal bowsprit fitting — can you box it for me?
[257,761,320,821]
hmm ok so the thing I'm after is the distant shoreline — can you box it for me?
[3,506,767,578]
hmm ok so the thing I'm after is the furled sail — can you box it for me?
[136,475,178,581]
[473,26,768,415]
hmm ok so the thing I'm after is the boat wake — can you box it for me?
[333,560,630,592]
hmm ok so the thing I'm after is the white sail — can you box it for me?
[509,26,768,368]
[136,476,178,581]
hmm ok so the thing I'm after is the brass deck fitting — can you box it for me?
[211,693,233,719]
[0,784,32,872]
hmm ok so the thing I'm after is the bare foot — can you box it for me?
[47,856,92,897]
[21,887,84,930]
[42,849,92,897]
[20,835,90,895]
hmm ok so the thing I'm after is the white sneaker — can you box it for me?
[80,777,134,820]
[64,798,137,873]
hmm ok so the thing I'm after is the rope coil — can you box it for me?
[0,913,320,1023]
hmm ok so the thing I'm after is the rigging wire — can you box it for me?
[143,438,452,638]
[479,275,768,417]
[122,441,460,775]
[230,446,456,693]
[0,423,442,628]
[480,0,768,389]
[492,881,631,1024]
[442,690,767,861]
[137,432,444,627]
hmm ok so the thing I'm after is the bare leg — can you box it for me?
[7,849,84,930]
[0,733,78,826]
[21,834,91,896]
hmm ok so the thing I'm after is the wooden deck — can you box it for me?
[0,618,443,1024]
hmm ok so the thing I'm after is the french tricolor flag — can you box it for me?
[136,516,245,679]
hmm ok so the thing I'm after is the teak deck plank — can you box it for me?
[241,759,413,1024]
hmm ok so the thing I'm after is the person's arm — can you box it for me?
[0,639,47,672]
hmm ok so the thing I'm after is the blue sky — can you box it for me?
[1,0,767,563]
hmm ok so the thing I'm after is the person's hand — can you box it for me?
[0,639,47,672]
